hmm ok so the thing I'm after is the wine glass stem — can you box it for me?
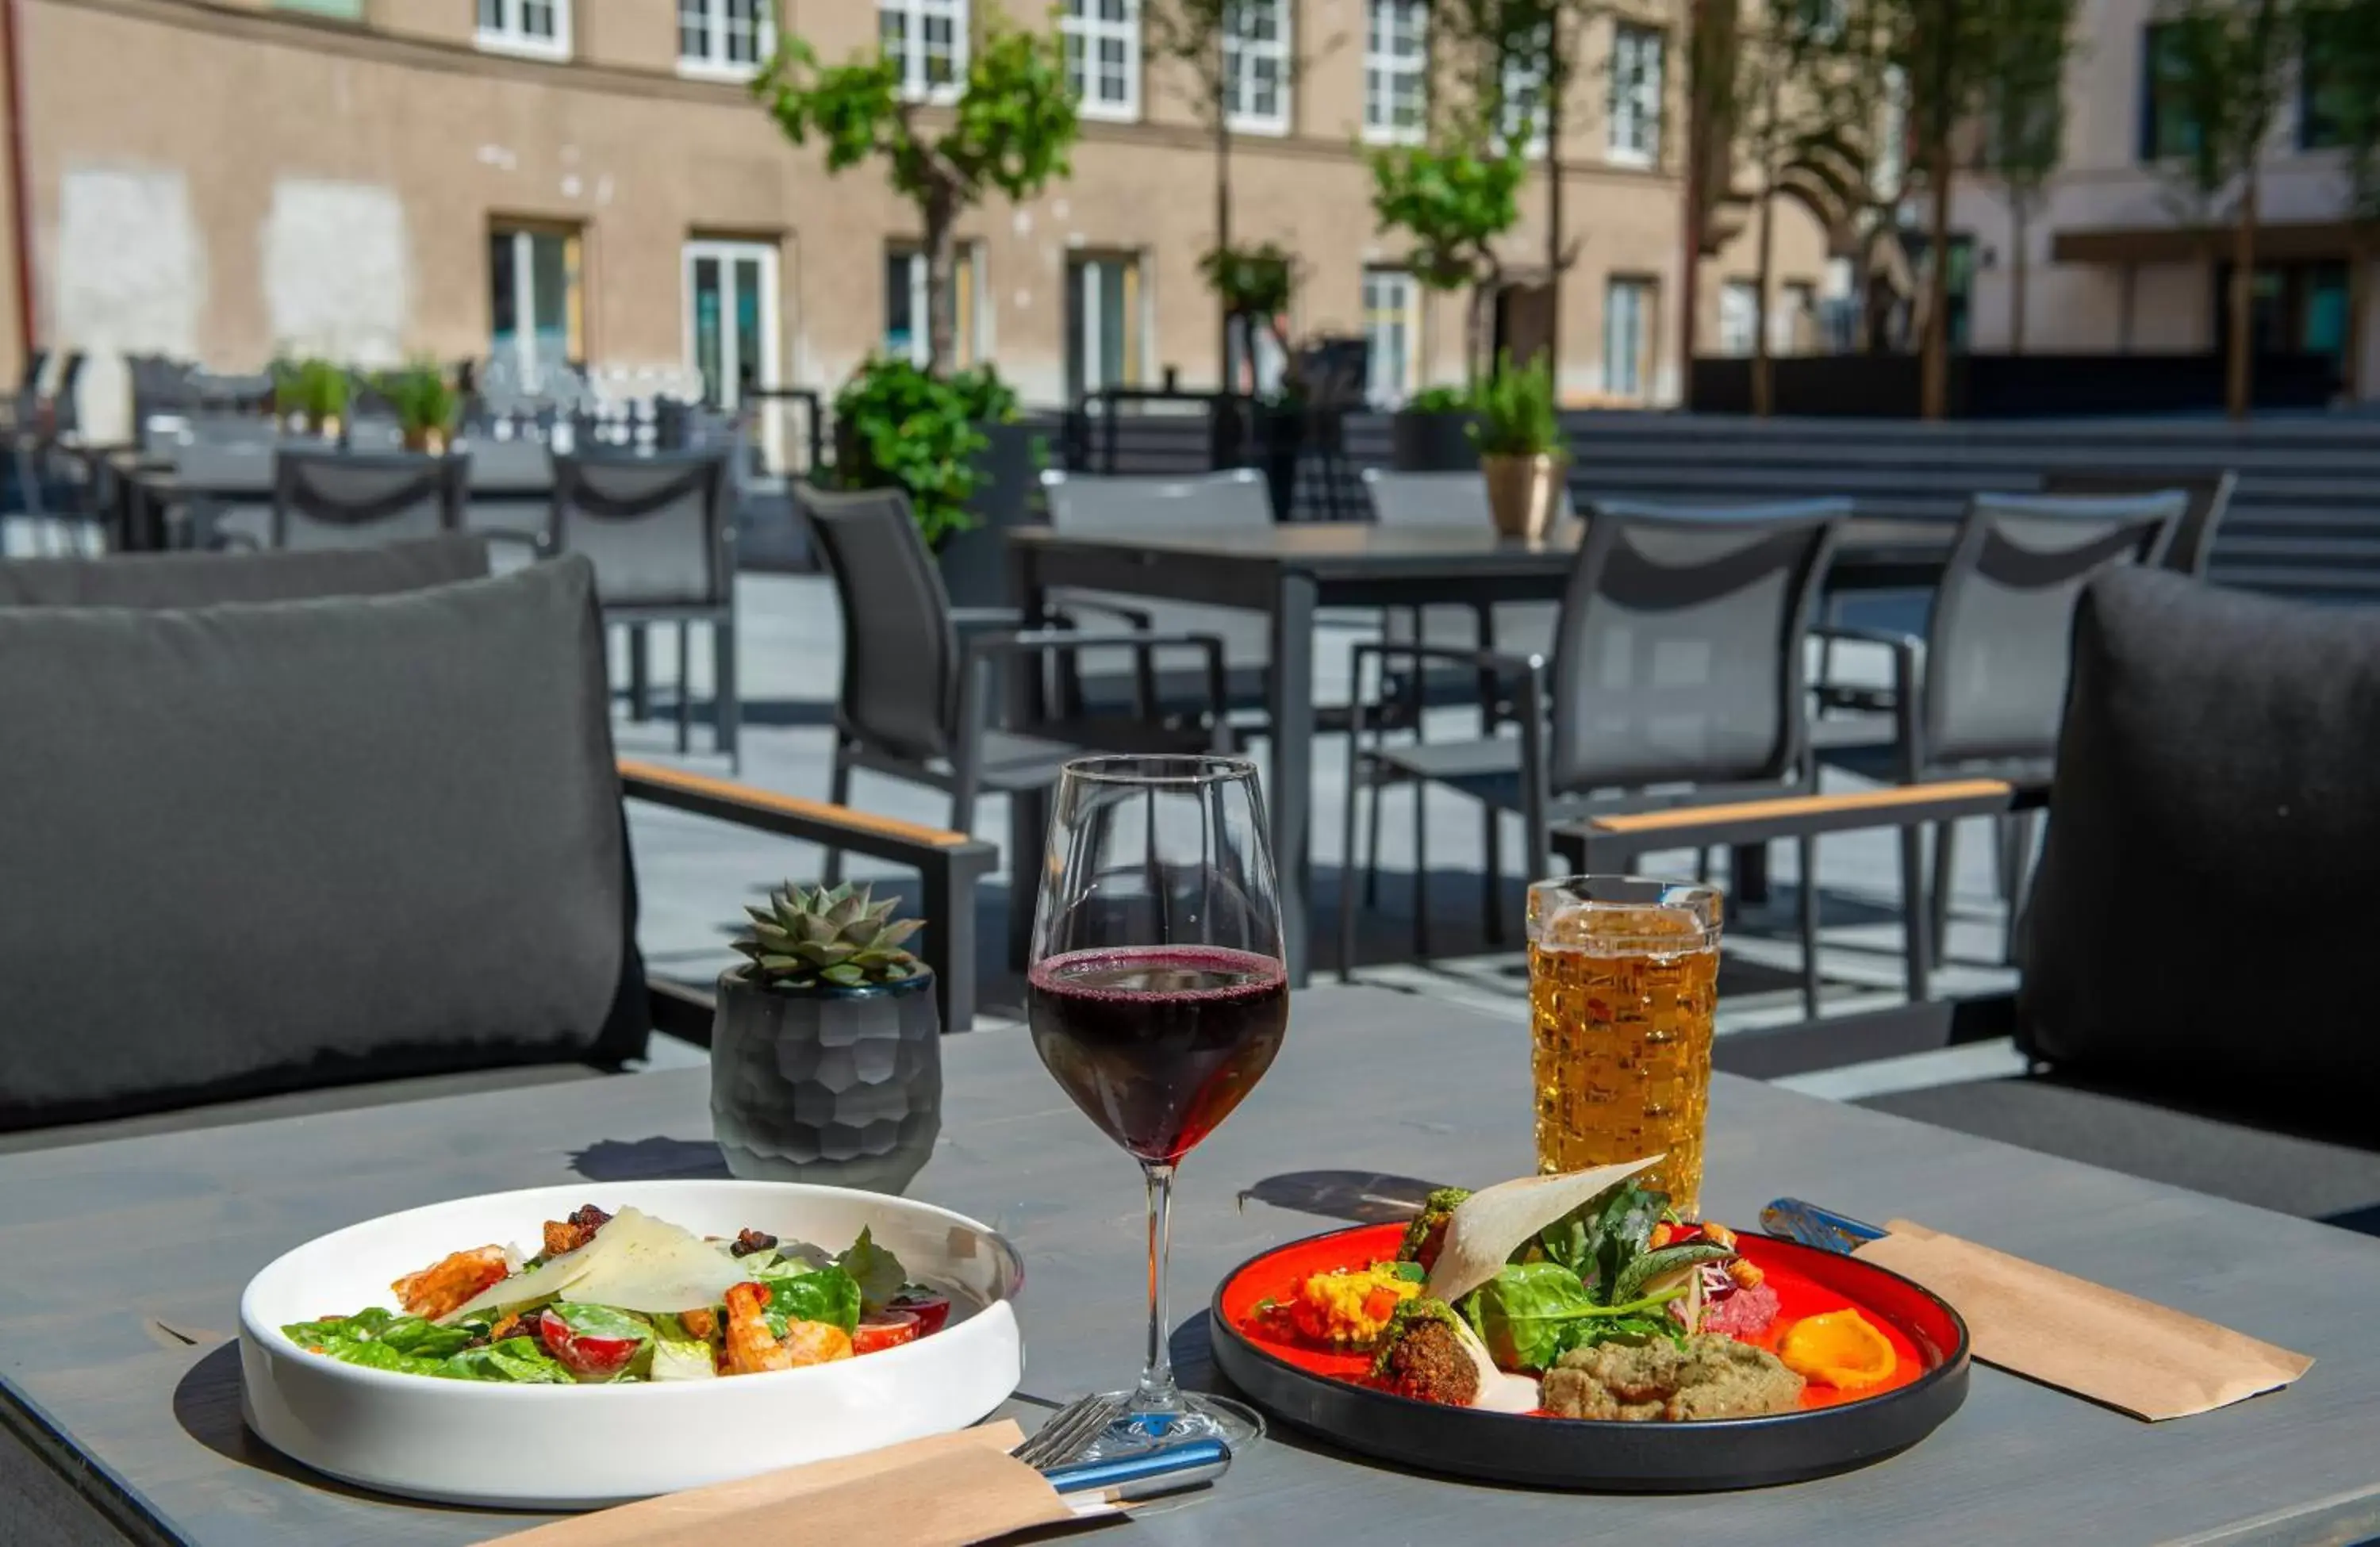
[1132,1161,1180,1415]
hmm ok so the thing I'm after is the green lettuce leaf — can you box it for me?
[1461,1261,1694,1373]
[1610,1242,1737,1307]
[760,1267,862,1338]
[438,1336,572,1384]
[647,1312,720,1382]
[834,1228,909,1312]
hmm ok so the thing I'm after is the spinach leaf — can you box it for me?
[439,1337,572,1384]
[1588,1186,1666,1301]
[1610,1242,1736,1307]
[1462,1261,1696,1373]
[1464,1261,1605,1372]
[834,1228,909,1312]
[762,1267,862,1337]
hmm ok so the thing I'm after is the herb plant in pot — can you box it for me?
[1470,351,1568,541]
[273,357,351,441]
[711,881,942,1196]
[374,362,461,454]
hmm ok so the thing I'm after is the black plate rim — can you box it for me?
[1206,1223,1973,1491]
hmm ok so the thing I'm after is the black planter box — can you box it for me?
[1390,409,1478,471]
[935,420,1039,608]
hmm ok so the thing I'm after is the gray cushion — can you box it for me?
[0,558,637,1131]
[2017,568,2380,1110]
[0,535,490,607]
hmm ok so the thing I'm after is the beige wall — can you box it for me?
[21,0,1830,436]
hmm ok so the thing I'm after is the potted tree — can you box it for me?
[1368,129,1525,469]
[829,357,1028,604]
[1471,351,1566,540]
[374,362,461,454]
[1198,241,1296,504]
[710,881,942,1196]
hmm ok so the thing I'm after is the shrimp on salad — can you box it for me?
[723,1280,854,1374]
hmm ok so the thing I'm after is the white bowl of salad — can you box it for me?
[238,1179,1024,1507]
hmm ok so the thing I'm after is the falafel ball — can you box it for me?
[1395,1187,1472,1273]
[1370,1299,1481,1407]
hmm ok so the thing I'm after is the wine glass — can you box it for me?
[1026,755,1289,1456]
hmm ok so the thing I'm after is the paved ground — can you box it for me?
[615,573,2024,1100]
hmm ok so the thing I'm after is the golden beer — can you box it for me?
[1527,879,1723,1216]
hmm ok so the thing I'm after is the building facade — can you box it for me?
[4,0,1833,440]
[1949,0,2380,395]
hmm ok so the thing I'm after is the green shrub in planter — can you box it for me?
[1407,385,1472,414]
[831,358,1021,550]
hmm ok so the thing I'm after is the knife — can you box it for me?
[1039,1436,1233,1503]
[1760,1197,1888,1256]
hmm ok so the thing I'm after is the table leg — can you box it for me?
[1271,571,1317,986]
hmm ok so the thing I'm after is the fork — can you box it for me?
[1011,1393,1125,1470]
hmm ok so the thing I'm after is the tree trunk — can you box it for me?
[1543,86,1564,383]
[1752,177,1775,418]
[1921,132,1953,421]
[1466,279,1491,388]
[1215,33,1234,393]
[923,184,958,379]
[2228,168,2259,421]
[2010,196,2029,355]
[1677,0,1709,411]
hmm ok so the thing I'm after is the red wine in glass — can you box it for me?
[1026,946,1290,1166]
[1027,754,1286,1459]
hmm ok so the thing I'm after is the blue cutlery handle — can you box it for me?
[1041,1437,1232,1502]
[1761,1198,1887,1256]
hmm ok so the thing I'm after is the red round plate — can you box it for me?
[1208,1223,1970,1491]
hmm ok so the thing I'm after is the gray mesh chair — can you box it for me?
[2041,470,2235,578]
[1814,489,2186,979]
[549,451,737,768]
[270,449,467,551]
[1341,499,1847,1012]
[797,482,1230,966]
[1039,469,1280,720]
[461,436,555,554]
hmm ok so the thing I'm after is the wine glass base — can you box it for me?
[1072,1391,1265,1461]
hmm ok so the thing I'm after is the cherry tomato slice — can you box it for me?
[539,1308,643,1380]
[852,1309,923,1355]
[889,1292,951,1337]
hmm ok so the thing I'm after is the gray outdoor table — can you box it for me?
[3,985,2372,1546]
[1006,520,1957,984]
[116,452,556,553]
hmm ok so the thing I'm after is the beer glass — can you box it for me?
[1526,877,1724,1216]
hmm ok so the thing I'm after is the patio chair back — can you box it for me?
[1042,470,1276,674]
[2040,470,2235,578]
[271,449,467,551]
[548,451,731,611]
[1550,499,1845,794]
[797,482,959,763]
[1921,490,2183,770]
[1361,468,1578,528]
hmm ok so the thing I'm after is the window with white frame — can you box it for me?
[1604,275,1654,400]
[1500,32,1549,157]
[1362,268,1421,405]
[1607,22,1664,167]
[1363,0,1427,144]
[881,0,967,102]
[679,0,774,77]
[1225,0,1291,135]
[1062,0,1140,121]
[477,0,570,59]
[1718,280,1758,357]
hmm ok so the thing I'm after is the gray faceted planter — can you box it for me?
[709,969,942,1196]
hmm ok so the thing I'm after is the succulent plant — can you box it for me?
[733,881,926,991]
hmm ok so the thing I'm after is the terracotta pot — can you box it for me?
[402,427,447,455]
[1481,451,1565,540]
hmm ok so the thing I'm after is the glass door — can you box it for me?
[1066,254,1142,404]
[683,240,781,409]
[489,224,583,390]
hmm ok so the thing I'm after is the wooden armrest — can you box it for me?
[1561,779,2017,860]
[619,760,988,866]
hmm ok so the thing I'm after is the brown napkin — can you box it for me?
[481,1422,1088,1547]
[1859,1219,2313,1421]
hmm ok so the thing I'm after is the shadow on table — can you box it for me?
[1237,1170,1444,1224]
[170,1342,550,1519]
[570,1136,733,1182]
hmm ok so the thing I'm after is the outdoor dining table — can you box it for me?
[2,985,2370,1545]
[109,448,555,553]
[1006,519,1959,985]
